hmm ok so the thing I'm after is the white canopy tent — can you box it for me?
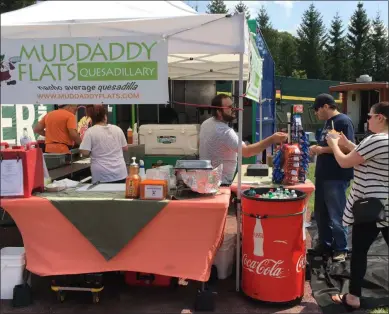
[1,0,252,290]
[1,1,250,80]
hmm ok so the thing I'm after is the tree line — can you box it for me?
[2,0,387,82]
[206,0,389,82]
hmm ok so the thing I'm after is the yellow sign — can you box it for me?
[216,91,232,96]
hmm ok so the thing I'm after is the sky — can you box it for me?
[184,1,389,36]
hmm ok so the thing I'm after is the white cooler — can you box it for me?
[139,124,199,155]
[1,247,29,300]
[213,233,237,280]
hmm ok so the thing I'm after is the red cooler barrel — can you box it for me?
[241,188,307,303]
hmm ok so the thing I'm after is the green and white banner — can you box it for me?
[0,36,168,104]
[1,104,54,145]
[245,33,263,102]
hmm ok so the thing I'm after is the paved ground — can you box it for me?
[0,229,320,314]
[0,274,320,314]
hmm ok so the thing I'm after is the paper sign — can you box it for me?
[1,36,168,104]
[245,33,263,102]
[144,185,163,199]
[0,159,24,196]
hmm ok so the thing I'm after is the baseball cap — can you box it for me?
[313,93,335,110]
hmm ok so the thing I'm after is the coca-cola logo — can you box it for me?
[296,254,306,273]
[254,232,264,239]
[242,254,287,279]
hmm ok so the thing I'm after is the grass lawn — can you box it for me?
[307,163,388,314]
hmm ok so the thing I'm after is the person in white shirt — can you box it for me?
[79,105,128,183]
[199,94,287,185]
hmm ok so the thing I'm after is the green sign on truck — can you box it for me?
[1,104,54,145]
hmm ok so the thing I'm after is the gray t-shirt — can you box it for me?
[80,124,128,183]
[199,117,242,185]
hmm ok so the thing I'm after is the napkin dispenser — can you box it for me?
[246,164,269,177]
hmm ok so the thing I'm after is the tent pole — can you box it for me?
[137,105,140,128]
[236,51,244,292]
[132,105,136,129]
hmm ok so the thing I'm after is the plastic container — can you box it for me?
[133,123,139,145]
[213,233,236,280]
[139,124,199,155]
[1,247,30,300]
[140,179,167,200]
[0,142,44,198]
[124,272,172,287]
[127,126,133,145]
[241,188,307,303]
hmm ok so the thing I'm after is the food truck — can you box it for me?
[329,75,389,142]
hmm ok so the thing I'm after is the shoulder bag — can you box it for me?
[352,197,385,224]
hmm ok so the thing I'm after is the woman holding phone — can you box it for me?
[326,101,389,310]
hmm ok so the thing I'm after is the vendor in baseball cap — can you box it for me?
[312,93,336,111]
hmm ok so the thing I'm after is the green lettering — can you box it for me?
[90,43,108,61]
[18,64,28,81]
[51,63,67,80]
[28,64,39,81]
[109,43,124,61]
[67,63,76,81]
[41,44,56,62]
[39,64,56,80]
[60,44,74,61]
[76,44,91,61]
[126,42,142,60]
[20,45,41,62]
[142,42,157,60]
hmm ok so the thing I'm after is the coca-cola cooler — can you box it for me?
[241,188,307,303]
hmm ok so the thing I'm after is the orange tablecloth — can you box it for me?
[1,189,230,282]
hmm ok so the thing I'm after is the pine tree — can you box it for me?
[256,5,278,65]
[206,0,228,14]
[347,2,372,79]
[0,0,37,14]
[296,4,327,79]
[325,12,350,81]
[234,1,250,20]
[278,32,298,77]
[370,12,389,81]
[256,5,271,30]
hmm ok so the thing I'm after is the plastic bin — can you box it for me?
[1,247,30,300]
[241,188,307,303]
[213,233,236,279]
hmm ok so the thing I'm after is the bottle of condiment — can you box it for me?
[125,157,140,198]
[133,123,139,145]
[127,126,133,144]
[139,159,146,181]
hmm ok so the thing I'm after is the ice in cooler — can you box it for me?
[253,218,264,257]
